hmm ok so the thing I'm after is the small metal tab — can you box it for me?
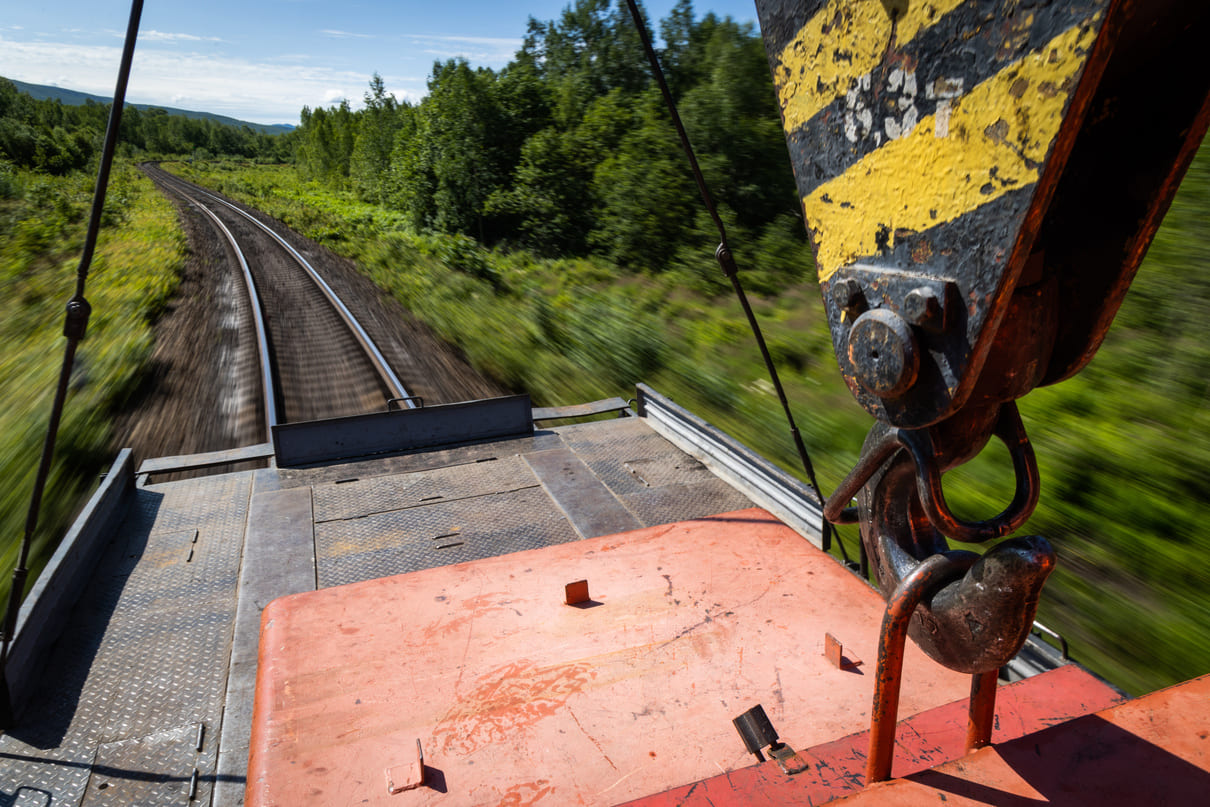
[733,705,807,774]
[733,704,779,761]
[768,742,809,776]
[386,739,425,794]
[565,579,590,606]
[824,633,843,669]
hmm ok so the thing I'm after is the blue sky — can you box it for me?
[0,1,760,125]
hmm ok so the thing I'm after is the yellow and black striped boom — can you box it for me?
[756,0,1210,427]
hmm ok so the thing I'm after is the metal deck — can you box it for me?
[1,390,1159,807]
[1,472,251,806]
[0,407,758,806]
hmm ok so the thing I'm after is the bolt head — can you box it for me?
[831,277,865,313]
[903,287,943,328]
[846,308,920,397]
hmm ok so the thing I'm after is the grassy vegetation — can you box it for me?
[0,161,185,607]
[173,151,1210,695]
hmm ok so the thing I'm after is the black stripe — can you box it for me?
[776,0,1108,200]
[843,183,1036,277]
[755,0,830,63]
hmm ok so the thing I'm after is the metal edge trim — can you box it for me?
[635,384,824,547]
[272,395,534,467]
[7,449,135,713]
[137,442,276,476]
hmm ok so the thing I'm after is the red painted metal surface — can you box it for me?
[830,674,1210,806]
[247,509,984,806]
[620,663,1124,807]
[965,669,999,754]
[867,554,975,783]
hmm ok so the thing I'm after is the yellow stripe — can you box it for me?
[774,0,966,133]
[807,20,1100,282]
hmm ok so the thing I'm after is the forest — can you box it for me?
[292,0,810,283]
[0,76,289,174]
[2,0,1209,696]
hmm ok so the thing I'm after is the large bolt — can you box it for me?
[831,277,866,319]
[903,286,944,332]
[846,308,920,397]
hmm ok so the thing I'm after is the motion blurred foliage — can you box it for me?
[0,161,185,607]
[179,136,1210,695]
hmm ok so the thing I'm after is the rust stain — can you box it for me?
[984,118,1011,146]
[496,779,555,807]
[434,659,596,754]
[911,239,934,264]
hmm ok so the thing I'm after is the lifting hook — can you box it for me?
[826,401,1055,674]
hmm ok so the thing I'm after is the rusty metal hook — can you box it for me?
[897,402,1041,543]
[824,402,1039,543]
[867,552,977,783]
[824,402,1055,674]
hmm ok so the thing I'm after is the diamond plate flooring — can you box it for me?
[0,414,756,806]
[0,472,250,807]
[557,418,753,524]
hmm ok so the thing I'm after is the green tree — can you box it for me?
[393,59,511,239]
[351,73,404,203]
[678,16,797,230]
[589,90,694,270]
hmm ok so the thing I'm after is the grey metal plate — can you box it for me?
[316,487,579,588]
[313,454,537,522]
[619,479,755,528]
[0,472,249,807]
[523,447,642,538]
[272,431,562,489]
[557,418,720,495]
[273,394,533,466]
[84,724,208,807]
[556,418,754,527]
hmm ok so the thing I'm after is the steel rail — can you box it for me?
[186,195,279,450]
[160,171,413,407]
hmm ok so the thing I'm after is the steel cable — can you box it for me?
[0,0,144,728]
[622,0,842,559]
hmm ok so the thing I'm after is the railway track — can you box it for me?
[143,165,416,439]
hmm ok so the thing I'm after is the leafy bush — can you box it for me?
[0,162,184,607]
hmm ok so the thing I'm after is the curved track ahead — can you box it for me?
[144,165,413,433]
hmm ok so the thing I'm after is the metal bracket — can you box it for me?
[387,396,424,411]
[732,704,808,775]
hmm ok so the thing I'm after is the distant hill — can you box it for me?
[6,78,294,135]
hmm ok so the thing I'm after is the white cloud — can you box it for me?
[417,35,520,47]
[321,29,374,39]
[407,34,520,65]
[138,30,225,44]
[0,35,421,124]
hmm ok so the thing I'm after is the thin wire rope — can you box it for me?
[0,0,144,726]
[622,0,841,558]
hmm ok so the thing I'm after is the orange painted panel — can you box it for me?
[830,674,1210,805]
[246,509,976,806]
[623,663,1124,806]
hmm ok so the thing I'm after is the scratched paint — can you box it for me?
[433,659,597,755]
[806,19,1100,281]
[773,0,967,134]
